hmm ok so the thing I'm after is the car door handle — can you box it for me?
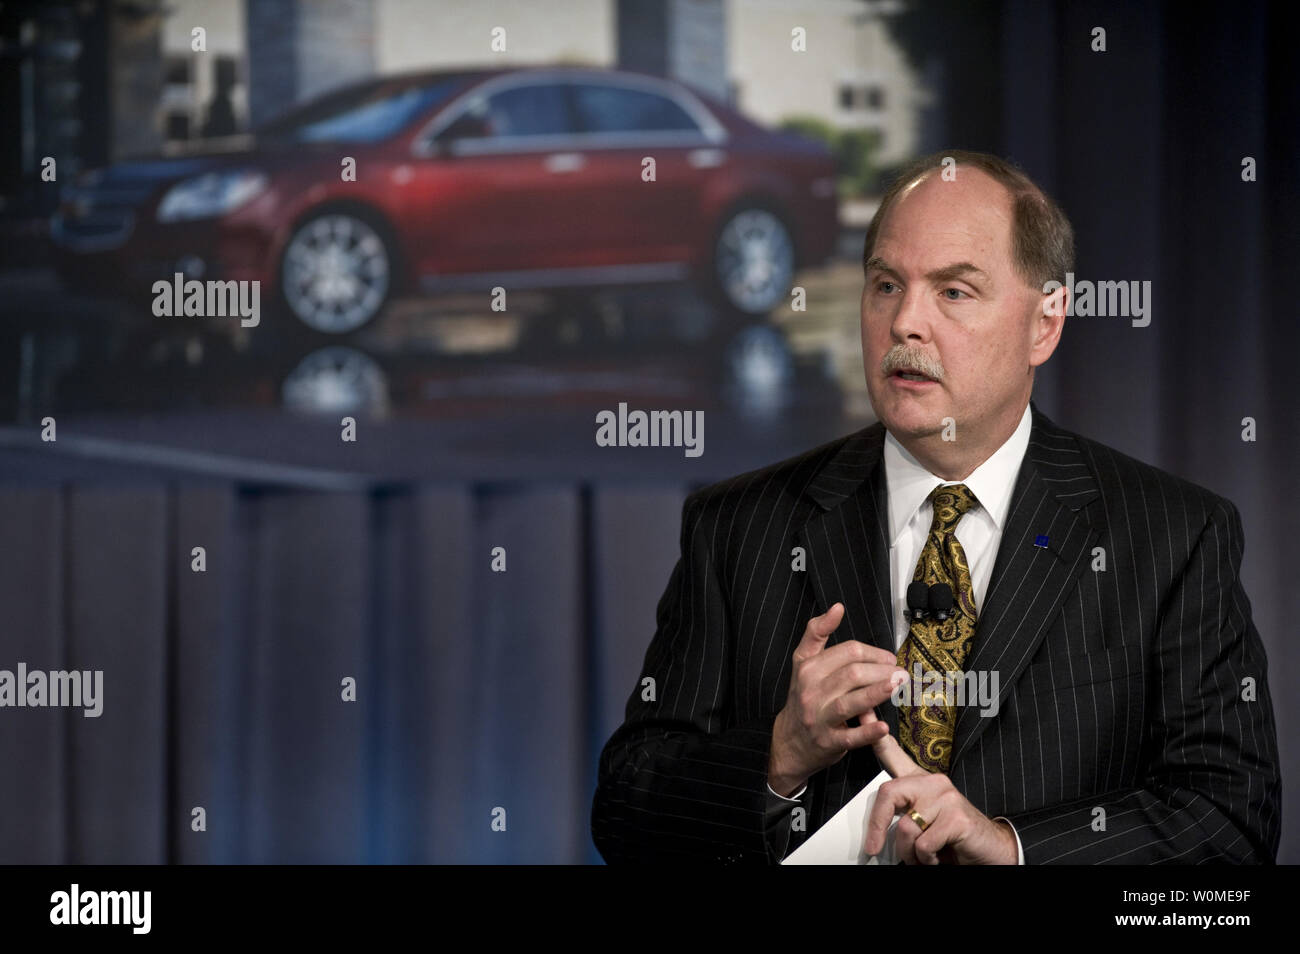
[544,152,586,173]
[688,148,726,168]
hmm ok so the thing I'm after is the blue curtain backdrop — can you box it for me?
[0,480,697,863]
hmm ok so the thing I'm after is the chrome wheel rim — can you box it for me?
[716,209,794,314]
[724,324,794,414]
[283,214,389,333]
[281,346,388,413]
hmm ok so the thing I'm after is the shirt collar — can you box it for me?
[883,402,1033,546]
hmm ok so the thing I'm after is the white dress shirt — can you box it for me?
[767,402,1032,864]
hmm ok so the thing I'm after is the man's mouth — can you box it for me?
[893,370,935,382]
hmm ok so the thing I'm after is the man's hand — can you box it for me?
[864,772,1018,864]
[767,603,908,796]
[871,725,928,780]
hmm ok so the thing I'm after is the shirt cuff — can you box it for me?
[766,781,807,803]
[763,781,807,862]
[992,816,1025,865]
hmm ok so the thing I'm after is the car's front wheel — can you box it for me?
[280,211,392,334]
[710,205,796,317]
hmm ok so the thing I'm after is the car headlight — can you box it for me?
[156,170,267,222]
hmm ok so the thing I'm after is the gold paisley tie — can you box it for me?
[896,483,980,773]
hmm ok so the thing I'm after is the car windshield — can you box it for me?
[258,77,467,143]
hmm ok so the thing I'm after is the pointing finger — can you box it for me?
[794,602,844,658]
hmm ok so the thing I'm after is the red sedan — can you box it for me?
[52,65,839,335]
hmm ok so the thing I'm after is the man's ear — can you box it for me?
[1029,285,1068,368]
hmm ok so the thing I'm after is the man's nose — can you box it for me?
[889,286,934,343]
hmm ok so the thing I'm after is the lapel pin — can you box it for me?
[1034,534,1050,548]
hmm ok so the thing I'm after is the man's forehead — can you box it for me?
[870,171,1014,268]
[900,164,1015,207]
[868,225,1002,275]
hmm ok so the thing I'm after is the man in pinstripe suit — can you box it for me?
[591,150,1281,864]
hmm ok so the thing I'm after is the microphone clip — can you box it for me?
[905,582,955,624]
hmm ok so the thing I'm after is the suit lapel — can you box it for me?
[794,423,898,813]
[949,403,1100,765]
[788,404,1102,819]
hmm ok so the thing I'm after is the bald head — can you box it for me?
[863,150,1074,294]
[866,166,1018,298]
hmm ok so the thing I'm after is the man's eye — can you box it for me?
[877,280,898,294]
[942,288,968,300]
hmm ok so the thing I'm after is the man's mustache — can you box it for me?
[881,345,945,381]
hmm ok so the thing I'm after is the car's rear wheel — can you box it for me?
[280,211,392,334]
[710,205,796,317]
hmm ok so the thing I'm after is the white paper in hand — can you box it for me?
[781,770,900,865]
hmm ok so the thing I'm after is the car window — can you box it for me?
[471,84,574,138]
[265,78,465,143]
[571,83,700,134]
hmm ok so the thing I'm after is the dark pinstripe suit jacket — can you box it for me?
[592,402,1281,864]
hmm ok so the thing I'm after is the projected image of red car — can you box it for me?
[51,65,839,336]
